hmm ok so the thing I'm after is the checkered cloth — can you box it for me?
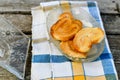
[31,1,118,80]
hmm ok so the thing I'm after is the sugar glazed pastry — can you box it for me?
[73,27,104,53]
[50,12,104,59]
[50,12,82,41]
[60,40,87,58]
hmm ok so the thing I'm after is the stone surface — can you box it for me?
[0,14,32,34]
[95,0,120,13]
[0,67,17,80]
[0,0,119,13]
[107,35,120,80]
[101,14,120,34]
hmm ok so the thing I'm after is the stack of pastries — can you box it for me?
[50,12,104,58]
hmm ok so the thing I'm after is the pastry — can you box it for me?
[73,27,104,53]
[60,40,87,58]
[50,12,104,59]
[90,27,104,44]
[50,12,82,41]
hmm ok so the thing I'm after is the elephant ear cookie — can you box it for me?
[50,12,104,59]
[50,12,82,41]
[60,40,87,58]
[90,27,104,44]
[73,27,104,53]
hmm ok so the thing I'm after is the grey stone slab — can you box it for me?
[0,0,119,13]
[101,14,120,34]
[107,35,120,80]
[0,14,31,33]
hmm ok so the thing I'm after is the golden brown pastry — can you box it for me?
[50,12,104,59]
[50,13,82,41]
[60,40,87,58]
[73,27,104,53]
[73,36,92,53]
[90,27,104,44]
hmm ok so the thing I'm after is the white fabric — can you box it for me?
[31,1,118,80]
[31,6,52,80]
[83,61,104,76]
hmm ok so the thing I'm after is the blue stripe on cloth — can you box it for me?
[87,2,116,78]
[87,1,99,22]
[32,54,50,63]
[87,1,113,58]
[32,55,70,63]
[101,59,116,75]
[105,74,117,80]
[100,53,112,60]
[32,53,113,63]
[102,43,110,54]
[100,42,113,59]
[93,53,112,62]
[51,55,70,62]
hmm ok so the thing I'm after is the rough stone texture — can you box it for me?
[107,35,120,80]
[0,67,17,80]
[0,14,32,34]
[0,0,119,13]
[101,14,120,34]
[95,0,120,13]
